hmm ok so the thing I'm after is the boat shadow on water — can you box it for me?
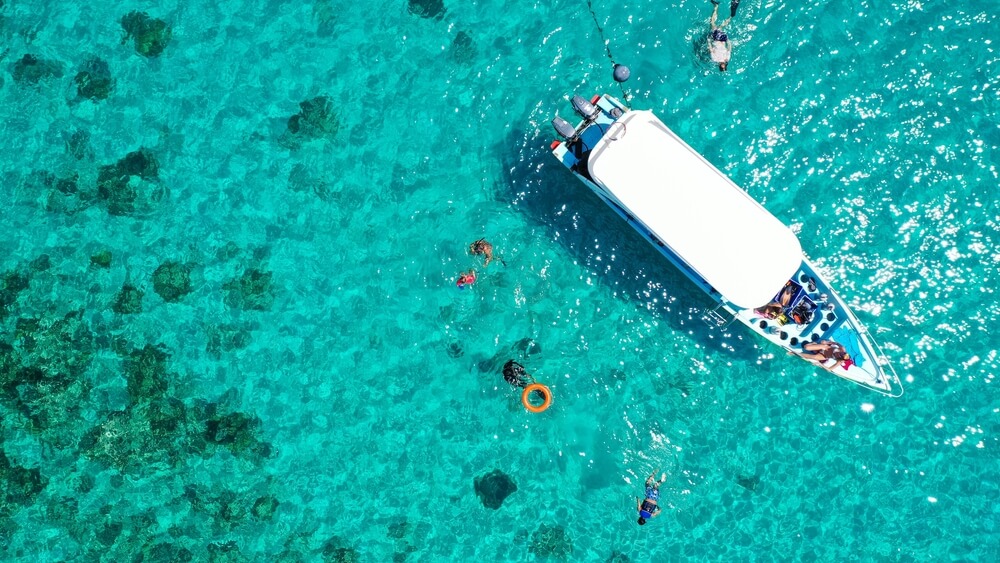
[496,127,763,366]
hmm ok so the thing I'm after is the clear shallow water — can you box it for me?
[0,0,997,560]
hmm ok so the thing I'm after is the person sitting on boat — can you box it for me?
[502,360,535,388]
[755,282,797,319]
[469,238,495,266]
[708,1,732,72]
[799,340,851,370]
[636,470,666,525]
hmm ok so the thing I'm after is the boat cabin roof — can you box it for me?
[587,110,803,309]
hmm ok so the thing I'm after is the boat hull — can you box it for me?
[550,94,902,396]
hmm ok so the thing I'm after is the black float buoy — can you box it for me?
[613,64,630,83]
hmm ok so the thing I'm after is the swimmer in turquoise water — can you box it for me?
[502,360,535,388]
[469,238,494,266]
[708,1,732,72]
[456,270,477,289]
[470,238,506,266]
[636,470,666,525]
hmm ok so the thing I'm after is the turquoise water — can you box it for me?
[1,0,997,560]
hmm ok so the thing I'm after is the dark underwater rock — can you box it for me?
[119,147,160,178]
[451,31,476,64]
[123,344,170,403]
[207,540,239,562]
[74,56,114,100]
[513,337,542,356]
[474,469,517,509]
[80,395,196,471]
[445,340,463,358]
[251,495,279,521]
[146,542,194,562]
[0,450,47,510]
[96,147,163,216]
[29,170,85,214]
[90,250,113,269]
[147,396,190,435]
[11,54,63,85]
[95,521,122,546]
[15,309,94,380]
[737,474,760,492]
[2,269,29,293]
[223,268,273,311]
[204,411,262,452]
[112,282,144,314]
[530,524,573,560]
[408,0,445,20]
[281,96,339,148]
[65,129,94,160]
[607,551,631,563]
[205,323,252,356]
[198,395,271,459]
[120,11,172,57]
[152,260,192,302]
[78,410,148,470]
[321,537,359,563]
[30,254,51,272]
[387,519,410,539]
[313,0,337,36]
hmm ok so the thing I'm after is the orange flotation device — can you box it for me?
[521,383,552,413]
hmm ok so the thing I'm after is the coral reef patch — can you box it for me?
[529,524,574,560]
[223,268,274,311]
[120,11,172,57]
[280,96,339,149]
[11,54,63,85]
[111,282,143,314]
[152,261,193,303]
[74,56,114,101]
[451,31,477,64]
[408,0,445,20]
[95,147,165,216]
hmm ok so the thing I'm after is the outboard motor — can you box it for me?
[552,116,577,141]
[571,95,601,123]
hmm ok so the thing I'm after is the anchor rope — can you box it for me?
[585,0,630,105]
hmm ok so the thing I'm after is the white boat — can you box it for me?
[550,94,903,396]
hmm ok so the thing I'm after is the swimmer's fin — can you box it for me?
[730,0,740,17]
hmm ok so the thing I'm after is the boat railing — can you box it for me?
[701,306,732,329]
[865,331,904,398]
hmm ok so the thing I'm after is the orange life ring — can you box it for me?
[521,384,552,413]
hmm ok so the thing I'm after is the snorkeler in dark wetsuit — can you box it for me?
[502,360,535,388]
[470,239,494,266]
[470,238,505,266]
[636,470,666,526]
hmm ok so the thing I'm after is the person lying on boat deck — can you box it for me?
[502,360,535,388]
[799,340,851,370]
[636,471,666,526]
[469,238,494,266]
[708,1,733,72]
[755,282,797,318]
